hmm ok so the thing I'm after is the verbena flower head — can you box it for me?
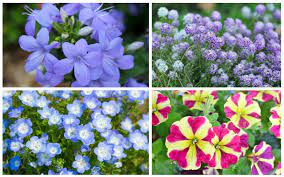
[165,116,215,170]
[224,92,261,129]
[249,141,274,175]
[269,105,281,138]
[182,90,218,111]
[152,91,171,126]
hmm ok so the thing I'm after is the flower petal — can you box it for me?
[25,51,45,72]
[74,61,90,86]
[53,58,74,75]
[19,35,40,52]
[36,28,49,46]
[117,55,134,70]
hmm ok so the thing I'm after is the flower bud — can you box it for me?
[61,33,69,39]
[78,26,93,36]
[127,41,144,52]
[60,8,68,23]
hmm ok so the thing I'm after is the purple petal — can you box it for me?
[47,73,64,86]
[74,61,90,86]
[44,53,59,72]
[53,59,74,75]
[36,70,48,86]
[107,37,124,57]
[102,58,120,78]
[45,41,60,51]
[81,3,102,10]
[19,35,40,52]
[257,161,273,175]
[36,28,49,46]
[62,42,79,59]
[100,79,120,87]
[84,51,102,67]
[117,55,134,70]
[25,51,45,72]
[62,3,81,15]
[79,8,94,25]
[35,10,52,27]
[90,67,103,80]
[25,19,36,36]
[75,39,88,56]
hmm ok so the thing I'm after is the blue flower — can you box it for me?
[58,168,77,175]
[18,91,39,107]
[67,100,85,117]
[48,109,62,126]
[91,109,104,119]
[77,124,95,145]
[120,117,134,132]
[3,97,12,114]
[127,90,145,102]
[72,155,90,173]
[94,90,111,98]
[36,152,52,166]
[138,114,149,133]
[62,114,80,126]
[106,131,124,146]
[113,145,126,159]
[83,96,101,110]
[8,107,24,118]
[19,28,60,72]
[9,156,21,171]
[102,100,120,116]
[64,125,78,142]
[8,139,24,152]
[94,142,114,162]
[38,107,54,119]
[9,118,33,138]
[91,166,102,175]
[129,130,148,151]
[35,96,50,108]
[80,90,94,96]
[46,143,61,157]
[92,114,112,133]
[81,145,90,153]
[60,91,73,99]
[26,136,46,154]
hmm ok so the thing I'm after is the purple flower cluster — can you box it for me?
[152,4,281,87]
[19,3,142,87]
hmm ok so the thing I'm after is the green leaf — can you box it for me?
[247,131,255,147]
[272,149,281,162]
[152,139,164,157]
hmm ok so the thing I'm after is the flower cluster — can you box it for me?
[3,90,149,174]
[19,3,147,87]
[152,4,281,87]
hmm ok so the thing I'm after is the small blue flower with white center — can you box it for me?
[81,145,90,153]
[100,129,113,139]
[48,109,62,126]
[91,109,104,119]
[67,100,85,117]
[3,97,12,114]
[106,131,124,146]
[46,143,61,157]
[8,107,24,118]
[94,91,111,98]
[138,114,149,133]
[3,90,15,98]
[77,124,95,145]
[129,130,148,151]
[8,139,24,152]
[64,125,78,142]
[113,145,126,159]
[72,155,90,173]
[92,114,112,133]
[36,152,52,166]
[91,166,102,175]
[112,91,127,97]
[9,118,33,138]
[122,138,132,150]
[9,156,21,171]
[38,107,54,119]
[26,136,46,154]
[83,96,101,110]
[94,142,114,162]
[60,91,73,99]
[58,168,77,175]
[120,117,134,132]
[62,114,80,126]
[127,90,145,102]
[81,90,94,96]
[35,96,50,108]
[18,91,39,107]
[102,100,120,116]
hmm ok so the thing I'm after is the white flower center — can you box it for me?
[50,147,57,154]
[71,105,80,114]
[18,123,29,134]
[98,148,107,157]
[79,130,89,139]
[23,95,33,103]
[97,119,107,128]
[31,141,42,152]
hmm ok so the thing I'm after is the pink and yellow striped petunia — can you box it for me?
[269,106,281,138]
[182,91,218,111]
[248,91,280,102]
[249,141,275,175]
[224,92,261,129]
[152,91,171,126]
[165,116,215,170]
[208,124,242,169]
[275,163,281,175]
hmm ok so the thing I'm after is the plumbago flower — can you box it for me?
[165,116,215,170]
[3,90,149,174]
[224,92,261,129]
[182,90,218,110]
[249,141,275,175]
[19,3,148,87]
[152,91,171,126]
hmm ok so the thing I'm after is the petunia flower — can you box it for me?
[275,163,281,175]
[208,124,241,169]
[249,141,275,175]
[152,91,171,126]
[165,116,215,170]
[19,28,60,72]
[182,90,218,111]
[269,105,281,138]
[224,92,261,129]
[248,90,280,102]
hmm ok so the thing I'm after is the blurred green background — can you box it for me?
[3,3,149,87]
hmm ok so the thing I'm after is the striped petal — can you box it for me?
[182,91,218,111]
[249,91,279,102]
[152,91,171,126]
[269,106,281,138]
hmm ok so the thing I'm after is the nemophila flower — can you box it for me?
[26,136,46,154]
[127,90,145,102]
[19,28,60,72]
[3,97,12,114]
[37,152,52,166]
[182,90,218,111]
[81,90,94,96]
[138,114,149,133]
[94,142,114,162]
[38,107,54,119]
[129,130,148,151]
[107,131,125,146]
[102,100,120,116]
[269,106,281,138]
[46,143,61,157]
[18,91,38,107]
[67,100,85,117]
[224,92,261,129]
[91,166,102,175]
[165,116,215,170]
[8,139,24,152]
[9,118,33,138]
[152,91,171,126]
[64,125,79,142]
[83,96,101,110]
[48,109,62,126]
[120,117,134,132]
[62,114,80,127]
[35,96,50,108]
[94,90,111,98]
[208,124,241,169]
[8,107,24,118]
[249,141,274,175]
[248,90,279,102]
[77,124,95,145]
[92,114,112,133]
[72,155,90,173]
[113,145,127,159]
[9,156,21,171]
